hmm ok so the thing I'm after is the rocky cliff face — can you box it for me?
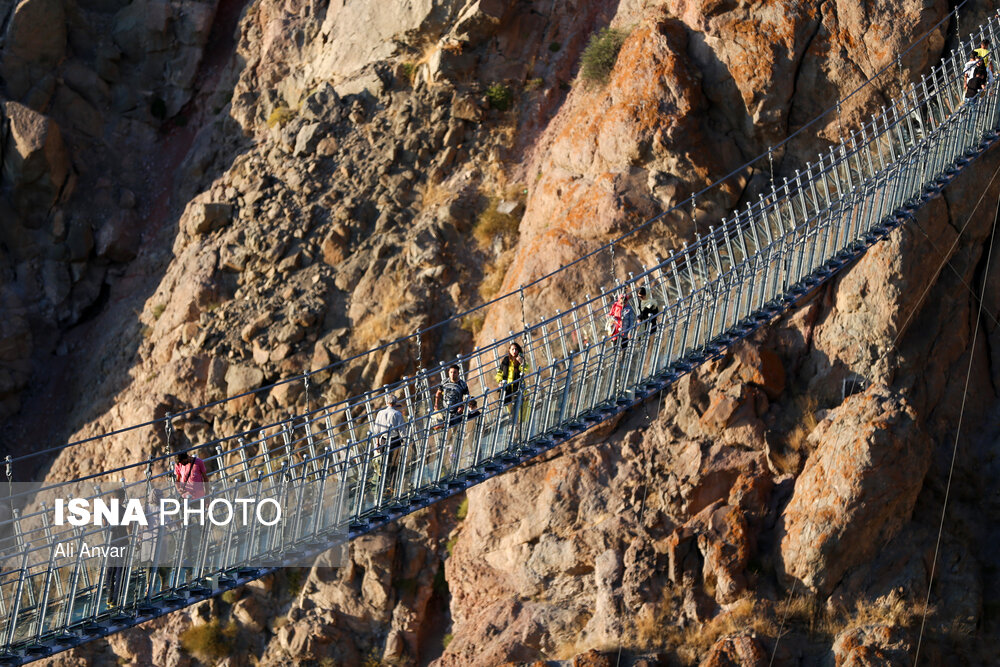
[8,0,1000,664]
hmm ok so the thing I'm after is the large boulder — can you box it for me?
[95,210,141,262]
[777,385,932,595]
[832,624,914,667]
[699,634,767,667]
[2,101,70,218]
[0,0,66,99]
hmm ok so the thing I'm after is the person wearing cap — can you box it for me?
[373,393,406,496]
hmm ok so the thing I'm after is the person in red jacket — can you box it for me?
[606,291,636,349]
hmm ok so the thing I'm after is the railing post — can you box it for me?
[3,543,31,652]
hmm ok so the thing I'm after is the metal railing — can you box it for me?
[0,9,999,664]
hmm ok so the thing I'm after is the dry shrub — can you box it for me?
[672,596,779,663]
[845,590,935,633]
[779,592,837,638]
[634,595,779,665]
[472,197,520,249]
[180,619,239,662]
[459,313,485,336]
[770,393,820,474]
[353,284,411,348]
[785,393,819,451]
[266,106,296,128]
[419,180,457,209]
[478,250,515,301]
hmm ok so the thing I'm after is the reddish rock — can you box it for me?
[572,648,614,667]
[669,501,753,605]
[699,634,767,667]
[833,625,913,667]
[731,342,785,400]
[778,385,932,595]
[699,391,743,433]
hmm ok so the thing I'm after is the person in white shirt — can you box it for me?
[373,394,406,495]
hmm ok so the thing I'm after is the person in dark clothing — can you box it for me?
[104,490,131,606]
[434,365,480,428]
[635,286,661,335]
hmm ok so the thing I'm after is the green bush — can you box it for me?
[456,497,469,521]
[485,82,513,111]
[549,41,561,52]
[286,568,304,596]
[400,61,417,84]
[580,27,628,84]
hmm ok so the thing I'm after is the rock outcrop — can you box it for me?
[778,386,932,595]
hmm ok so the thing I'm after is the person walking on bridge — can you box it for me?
[975,39,995,83]
[606,291,636,349]
[434,364,480,428]
[635,286,661,336]
[373,393,406,497]
[174,450,209,584]
[965,52,989,100]
[496,342,529,422]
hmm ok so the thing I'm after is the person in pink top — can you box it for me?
[174,451,208,500]
[174,450,210,583]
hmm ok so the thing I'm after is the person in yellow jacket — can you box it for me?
[495,341,529,420]
[975,39,995,83]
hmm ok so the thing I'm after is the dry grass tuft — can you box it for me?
[353,284,411,348]
[180,620,239,662]
[459,313,485,336]
[671,596,779,663]
[478,250,515,301]
[769,393,820,474]
[846,590,934,632]
[784,393,820,452]
[472,196,520,249]
[266,106,296,129]
[419,180,457,209]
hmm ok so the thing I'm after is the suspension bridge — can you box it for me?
[0,6,998,664]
